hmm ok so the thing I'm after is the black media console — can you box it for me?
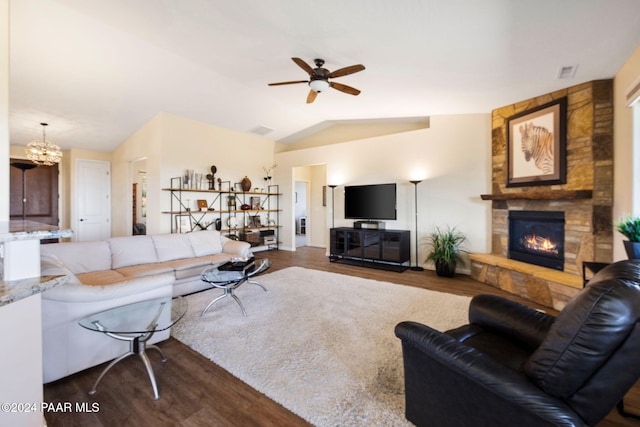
[329,227,411,272]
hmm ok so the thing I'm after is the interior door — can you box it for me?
[9,159,59,225]
[76,159,111,241]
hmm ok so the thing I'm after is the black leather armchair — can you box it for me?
[395,260,640,427]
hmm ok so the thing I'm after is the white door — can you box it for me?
[76,159,111,241]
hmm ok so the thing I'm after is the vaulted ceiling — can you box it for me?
[9,0,640,152]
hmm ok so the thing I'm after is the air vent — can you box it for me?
[249,125,274,136]
[557,65,578,79]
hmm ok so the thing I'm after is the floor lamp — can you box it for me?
[409,180,423,271]
[11,162,38,221]
[328,185,338,229]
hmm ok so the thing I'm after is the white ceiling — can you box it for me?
[9,0,640,152]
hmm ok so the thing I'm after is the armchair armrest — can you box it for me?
[468,294,555,350]
[395,321,585,427]
[222,239,252,258]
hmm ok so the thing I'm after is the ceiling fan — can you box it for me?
[268,58,365,103]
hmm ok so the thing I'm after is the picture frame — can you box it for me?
[248,215,261,228]
[197,199,208,211]
[175,215,192,233]
[250,196,261,210]
[506,97,567,187]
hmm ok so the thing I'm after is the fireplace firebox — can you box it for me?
[508,211,565,271]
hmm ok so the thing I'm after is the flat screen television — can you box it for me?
[344,183,397,220]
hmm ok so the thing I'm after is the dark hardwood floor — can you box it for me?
[43,247,640,426]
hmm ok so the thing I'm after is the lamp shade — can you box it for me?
[309,79,330,93]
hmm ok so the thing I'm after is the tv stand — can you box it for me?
[353,220,385,230]
[329,227,410,272]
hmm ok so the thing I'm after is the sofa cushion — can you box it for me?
[198,253,235,266]
[164,258,213,280]
[115,263,175,278]
[76,270,129,286]
[109,235,159,269]
[42,272,175,302]
[524,278,640,398]
[188,230,223,256]
[41,241,112,274]
[152,233,196,262]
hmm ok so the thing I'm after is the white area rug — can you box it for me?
[172,267,471,426]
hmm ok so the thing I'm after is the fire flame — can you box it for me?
[520,234,559,255]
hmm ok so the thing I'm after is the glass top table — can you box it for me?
[78,296,188,400]
[201,258,271,317]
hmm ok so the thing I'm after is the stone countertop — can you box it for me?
[0,274,69,308]
[0,220,73,242]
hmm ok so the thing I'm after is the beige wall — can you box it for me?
[111,112,277,236]
[111,114,163,236]
[614,44,640,259]
[275,114,492,271]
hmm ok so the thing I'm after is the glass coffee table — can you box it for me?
[78,296,188,400]
[200,258,271,317]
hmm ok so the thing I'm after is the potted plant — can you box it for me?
[615,216,640,259]
[425,225,467,277]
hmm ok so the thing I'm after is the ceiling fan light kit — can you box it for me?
[309,79,329,93]
[269,57,365,103]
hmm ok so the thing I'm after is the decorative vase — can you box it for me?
[435,260,456,278]
[623,240,640,259]
[241,176,252,192]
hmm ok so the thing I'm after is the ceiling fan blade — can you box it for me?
[328,64,365,78]
[268,80,308,86]
[330,81,361,96]
[306,89,318,104]
[292,57,314,75]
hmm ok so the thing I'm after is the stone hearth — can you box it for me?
[472,80,613,309]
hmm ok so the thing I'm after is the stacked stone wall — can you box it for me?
[490,80,614,275]
[474,80,614,308]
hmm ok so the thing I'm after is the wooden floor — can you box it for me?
[43,247,640,426]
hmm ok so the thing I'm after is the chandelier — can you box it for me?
[26,123,62,166]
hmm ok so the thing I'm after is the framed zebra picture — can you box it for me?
[506,97,567,187]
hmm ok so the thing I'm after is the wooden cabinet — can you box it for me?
[163,177,280,250]
[329,227,410,271]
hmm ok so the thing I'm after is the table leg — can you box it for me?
[201,293,230,316]
[89,331,167,400]
[230,294,248,317]
[202,277,252,317]
[139,350,160,400]
[146,344,168,362]
[248,280,268,292]
[89,351,135,396]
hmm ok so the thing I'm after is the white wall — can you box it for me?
[275,114,492,271]
[0,0,8,221]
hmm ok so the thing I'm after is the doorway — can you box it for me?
[131,158,147,235]
[295,180,308,247]
[10,158,59,229]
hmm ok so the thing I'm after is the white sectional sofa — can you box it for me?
[40,230,251,383]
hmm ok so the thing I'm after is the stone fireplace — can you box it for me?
[508,211,565,271]
[470,80,614,310]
